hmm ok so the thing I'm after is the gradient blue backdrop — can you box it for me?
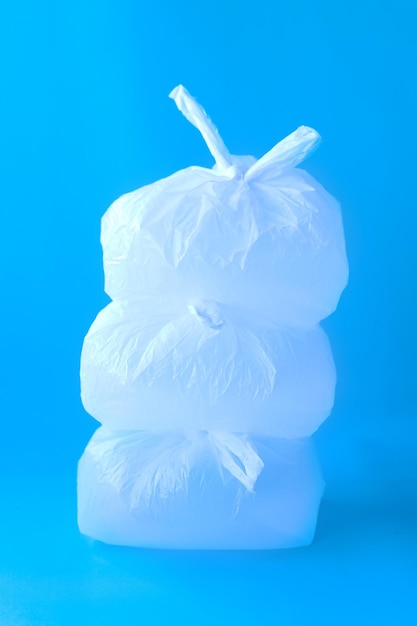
[1,1,416,624]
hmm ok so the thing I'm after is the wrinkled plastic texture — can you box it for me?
[101,133,347,329]
[78,85,348,549]
[81,301,336,437]
[78,428,324,550]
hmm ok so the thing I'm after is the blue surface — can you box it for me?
[1,0,416,624]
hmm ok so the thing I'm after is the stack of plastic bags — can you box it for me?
[78,86,348,549]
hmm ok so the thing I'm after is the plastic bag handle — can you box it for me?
[170,85,233,171]
[208,431,264,493]
[246,125,322,180]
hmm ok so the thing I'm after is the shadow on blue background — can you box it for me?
[0,0,416,624]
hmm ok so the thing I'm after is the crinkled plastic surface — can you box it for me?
[78,85,348,549]
[102,141,348,329]
[77,427,324,550]
[100,87,348,328]
[81,300,336,437]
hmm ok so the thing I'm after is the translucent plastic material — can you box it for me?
[101,138,348,329]
[78,85,348,549]
[78,428,324,550]
[81,301,336,437]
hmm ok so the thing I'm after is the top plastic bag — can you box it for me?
[101,85,348,328]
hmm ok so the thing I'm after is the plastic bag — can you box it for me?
[78,427,324,550]
[101,86,348,328]
[81,300,336,437]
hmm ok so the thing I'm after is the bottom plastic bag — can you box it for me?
[77,427,324,549]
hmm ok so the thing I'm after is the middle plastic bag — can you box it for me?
[81,299,336,437]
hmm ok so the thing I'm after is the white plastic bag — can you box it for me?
[81,300,336,437]
[78,427,324,549]
[101,86,348,328]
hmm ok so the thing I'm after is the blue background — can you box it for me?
[1,0,416,624]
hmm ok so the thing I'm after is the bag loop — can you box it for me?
[170,84,233,171]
